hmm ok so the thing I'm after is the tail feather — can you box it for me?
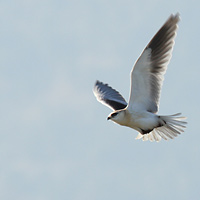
[165,124,180,134]
[156,129,168,140]
[135,113,187,142]
[159,127,174,139]
[167,123,184,132]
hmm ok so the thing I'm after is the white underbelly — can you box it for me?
[126,111,159,131]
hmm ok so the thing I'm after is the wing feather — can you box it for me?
[93,80,127,110]
[127,13,180,113]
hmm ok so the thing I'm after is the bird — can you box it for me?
[93,13,187,142]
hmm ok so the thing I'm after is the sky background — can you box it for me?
[1,0,199,199]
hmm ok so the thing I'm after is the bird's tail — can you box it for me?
[135,113,187,142]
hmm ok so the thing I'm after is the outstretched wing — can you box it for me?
[128,13,180,113]
[93,80,127,110]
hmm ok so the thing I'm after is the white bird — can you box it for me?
[93,13,187,142]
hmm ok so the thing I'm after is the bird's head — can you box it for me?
[107,110,126,125]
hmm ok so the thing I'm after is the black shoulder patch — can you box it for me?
[105,99,127,110]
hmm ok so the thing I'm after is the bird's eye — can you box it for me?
[111,112,118,117]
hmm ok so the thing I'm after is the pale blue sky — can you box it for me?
[0,0,199,199]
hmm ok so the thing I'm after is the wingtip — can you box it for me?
[93,80,101,90]
[169,12,180,23]
[94,80,100,85]
[173,12,180,18]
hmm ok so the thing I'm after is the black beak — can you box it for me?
[107,116,111,120]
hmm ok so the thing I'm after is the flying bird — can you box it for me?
[93,13,187,142]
